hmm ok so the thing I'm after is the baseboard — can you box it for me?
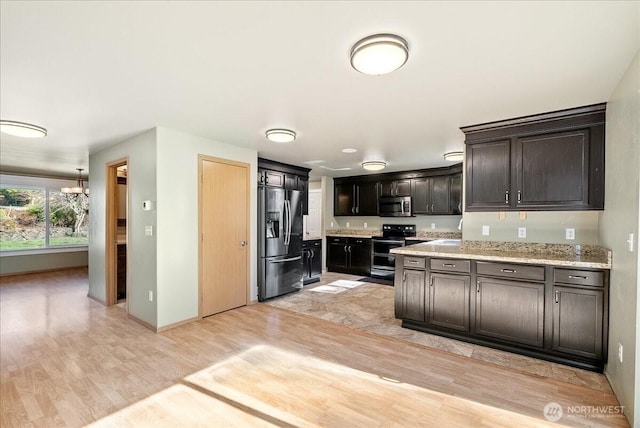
[87,292,106,305]
[127,313,158,332]
[0,265,88,278]
[156,316,199,332]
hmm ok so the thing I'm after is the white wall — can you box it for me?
[88,129,158,327]
[155,127,257,328]
[598,51,640,426]
[0,250,87,275]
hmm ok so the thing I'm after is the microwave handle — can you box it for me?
[401,200,405,215]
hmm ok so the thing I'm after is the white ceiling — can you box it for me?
[1,1,638,180]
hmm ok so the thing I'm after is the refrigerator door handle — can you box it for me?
[283,199,289,246]
[270,255,302,263]
[286,200,292,246]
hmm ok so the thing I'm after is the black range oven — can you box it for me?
[371,224,416,281]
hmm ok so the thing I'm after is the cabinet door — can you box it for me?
[552,286,603,360]
[428,273,470,331]
[395,180,412,197]
[411,178,430,214]
[430,176,451,214]
[264,170,284,187]
[515,130,589,209]
[357,182,379,216]
[334,184,355,216]
[396,269,426,322]
[348,239,371,275]
[327,242,348,271]
[297,176,309,215]
[449,173,462,214]
[465,140,511,211]
[378,181,395,197]
[474,277,544,347]
[284,174,298,190]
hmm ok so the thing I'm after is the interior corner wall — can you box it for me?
[155,127,258,329]
[88,129,158,327]
[598,50,640,426]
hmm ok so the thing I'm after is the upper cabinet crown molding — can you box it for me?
[462,103,606,212]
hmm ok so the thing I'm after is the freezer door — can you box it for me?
[259,254,303,301]
[262,187,286,257]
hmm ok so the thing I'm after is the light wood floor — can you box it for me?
[0,269,628,427]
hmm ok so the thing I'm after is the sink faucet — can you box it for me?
[457,218,463,231]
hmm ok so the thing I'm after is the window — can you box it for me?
[0,175,89,251]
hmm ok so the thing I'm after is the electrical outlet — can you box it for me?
[145,225,153,236]
[431,223,436,229]
[618,343,624,363]
[518,227,526,238]
[628,233,634,252]
[330,221,334,228]
[566,228,575,240]
[346,222,350,228]
[148,291,153,302]
[364,222,367,228]
[482,225,490,236]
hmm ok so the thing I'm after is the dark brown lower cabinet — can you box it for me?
[326,236,371,276]
[394,269,426,323]
[429,273,470,332]
[552,286,604,360]
[394,255,609,372]
[474,277,544,347]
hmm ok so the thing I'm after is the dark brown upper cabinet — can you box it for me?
[379,180,411,197]
[412,174,460,215]
[334,181,378,216]
[258,158,311,214]
[462,103,605,212]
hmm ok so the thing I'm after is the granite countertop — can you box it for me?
[326,229,463,240]
[391,240,612,269]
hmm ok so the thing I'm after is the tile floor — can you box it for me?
[265,271,613,393]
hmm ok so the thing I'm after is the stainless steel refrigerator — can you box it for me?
[258,186,303,301]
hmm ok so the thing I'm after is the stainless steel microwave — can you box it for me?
[378,196,412,217]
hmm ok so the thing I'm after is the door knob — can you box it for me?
[240,240,247,246]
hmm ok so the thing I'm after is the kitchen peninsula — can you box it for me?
[391,241,611,371]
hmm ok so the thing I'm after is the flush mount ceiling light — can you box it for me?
[350,33,409,75]
[341,148,358,153]
[0,120,47,138]
[265,128,296,143]
[443,151,464,162]
[61,168,89,196]
[361,161,387,171]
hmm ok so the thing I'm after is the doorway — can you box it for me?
[199,155,249,317]
[106,158,128,307]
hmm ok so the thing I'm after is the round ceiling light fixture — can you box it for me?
[341,148,358,153]
[350,33,409,75]
[0,120,47,138]
[265,128,296,143]
[361,161,387,171]
[443,151,464,162]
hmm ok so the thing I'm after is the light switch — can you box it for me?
[145,226,153,236]
[482,225,490,236]
[518,227,526,238]
[431,223,436,230]
[628,233,634,252]
[565,228,575,240]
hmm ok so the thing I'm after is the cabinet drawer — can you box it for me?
[476,261,545,281]
[404,257,426,269]
[327,236,348,244]
[430,258,470,273]
[554,268,604,287]
[349,238,370,246]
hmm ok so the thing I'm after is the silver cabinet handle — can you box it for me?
[431,204,434,212]
[505,190,509,204]
[443,263,456,267]
[517,191,521,203]
[568,275,588,280]
[270,256,302,263]
[403,272,406,283]
[429,275,433,286]
[476,280,480,293]
[555,290,559,303]
[408,260,419,264]
[501,268,516,273]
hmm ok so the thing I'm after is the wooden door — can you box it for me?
[200,156,249,317]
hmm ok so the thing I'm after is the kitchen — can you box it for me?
[1,2,638,426]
